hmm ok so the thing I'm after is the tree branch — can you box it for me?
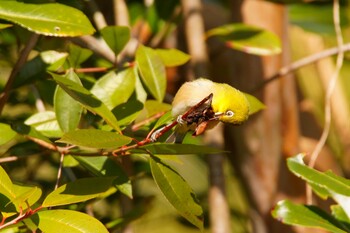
[251,42,350,93]
[306,0,344,205]
[0,34,40,114]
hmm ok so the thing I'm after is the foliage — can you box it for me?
[272,155,350,233]
[0,0,275,232]
[2,0,350,232]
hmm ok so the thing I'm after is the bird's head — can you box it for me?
[211,83,250,125]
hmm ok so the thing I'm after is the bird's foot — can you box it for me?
[176,115,186,125]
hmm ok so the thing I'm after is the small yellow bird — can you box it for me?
[171,78,250,141]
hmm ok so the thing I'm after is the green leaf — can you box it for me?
[155,48,190,67]
[134,70,148,103]
[289,4,348,35]
[91,68,136,109]
[135,100,171,123]
[136,45,166,101]
[74,156,132,198]
[42,177,115,207]
[288,155,350,219]
[100,26,130,56]
[136,143,224,155]
[68,44,93,68]
[244,93,265,115]
[12,123,53,145]
[152,111,172,130]
[287,155,350,197]
[112,100,144,127]
[0,123,16,145]
[24,111,63,138]
[0,23,12,29]
[13,50,67,88]
[54,70,83,133]
[56,129,132,149]
[40,50,68,72]
[0,166,17,213]
[0,2,95,37]
[12,184,42,210]
[33,209,108,233]
[272,200,347,233]
[50,72,121,133]
[206,23,281,56]
[331,205,350,231]
[150,156,203,230]
[63,155,80,167]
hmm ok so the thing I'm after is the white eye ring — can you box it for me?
[226,110,234,117]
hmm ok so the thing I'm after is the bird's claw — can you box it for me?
[150,127,163,142]
[176,115,186,125]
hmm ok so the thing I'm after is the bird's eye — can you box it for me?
[226,110,234,117]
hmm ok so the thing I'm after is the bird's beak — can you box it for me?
[210,112,224,121]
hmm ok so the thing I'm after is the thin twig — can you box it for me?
[251,42,350,93]
[85,0,107,30]
[306,0,344,205]
[0,156,19,163]
[70,36,115,63]
[0,34,40,114]
[131,111,166,132]
[54,153,65,190]
[113,0,129,26]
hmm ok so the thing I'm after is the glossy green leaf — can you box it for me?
[0,168,41,216]
[0,166,17,213]
[244,93,265,115]
[12,123,53,145]
[135,143,224,155]
[331,205,350,231]
[12,184,42,210]
[34,210,108,233]
[24,111,63,138]
[68,44,93,68]
[56,129,132,149]
[325,172,350,219]
[0,2,95,37]
[150,156,203,230]
[54,70,83,133]
[112,100,144,126]
[287,155,350,197]
[136,45,166,101]
[134,70,148,103]
[272,200,347,233]
[42,177,115,207]
[100,26,130,56]
[74,156,132,198]
[50,72,121,133]
[91,68,135,109]
[206,23,281,56]
[0,123,16,145]
[155,48,190,67]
